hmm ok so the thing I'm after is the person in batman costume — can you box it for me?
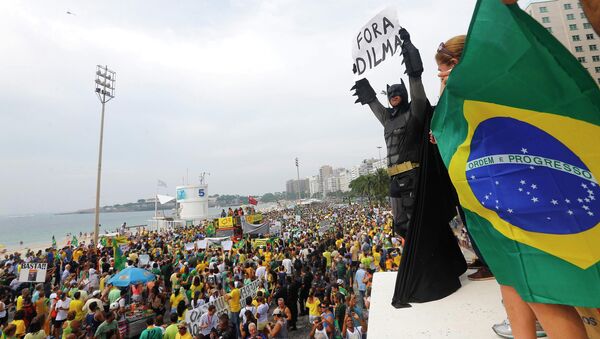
[351,28,467,307]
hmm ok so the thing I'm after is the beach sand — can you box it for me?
[2,234,94,257]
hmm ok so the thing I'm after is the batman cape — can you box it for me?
[391,103,468,308]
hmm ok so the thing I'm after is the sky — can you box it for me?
[0,0,531,214]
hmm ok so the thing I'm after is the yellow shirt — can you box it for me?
[175,332,193,339]
[69,299,85,321]
[335,239,343,249]
[228,288,241,312]
[16,296,23,311]
[11,319,26,337]
[373,252,381,268]
[323,252,332,267]
[394,254,401,267]
[73,249,83,262]
[170,293,184,309]
[305,298,321,316]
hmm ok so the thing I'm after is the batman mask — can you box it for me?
[387,79,410,114]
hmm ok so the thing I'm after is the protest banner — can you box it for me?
[18,263,47,283]
[184,242,196,251]
[186,279,262,337]
[352,7,402,76]
[218,217,234,228]
[221,240,233,251]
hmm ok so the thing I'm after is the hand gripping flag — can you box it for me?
[432,0,600,307]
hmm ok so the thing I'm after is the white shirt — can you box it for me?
[256,303,269,323]
[55,298,71,321]
[345,326,362,339]
[199,312,218,336]
[282,259,292,275]
[255,266,267,281]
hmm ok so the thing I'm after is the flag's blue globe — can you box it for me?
[466,117,599,235]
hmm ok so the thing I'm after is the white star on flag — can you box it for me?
[583,205,590,210]
[551,200,558,205]
[587,189,594,195]
[507,209,513,213]
[590,196,596,201]
[585,198,590,203]
[568,210,574,215]
[529,166,535,170]
[520,180,526,185]
[582,183,588,189]
[518,188,523,192]
[470,175,476,180]
[578,198,584,203]
[495,181,500,185]
[589,212,595,216]
[531,184,537,189]
[532,197,539,203]
[521,148,528,154]
[565,198,571,203]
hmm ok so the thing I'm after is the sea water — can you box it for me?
[0,208,224,248]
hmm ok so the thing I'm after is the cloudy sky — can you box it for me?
[0,0,531,214]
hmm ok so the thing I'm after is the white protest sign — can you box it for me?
[197,240,207,249]
[184,242,196,251]
[138,254,150,267]
[352,7,402,76]
[221,240,233,251]
[186,279,262,337]
[18,263,47,283]
[295,215,301,222]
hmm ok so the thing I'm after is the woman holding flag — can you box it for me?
[432,1,600,338]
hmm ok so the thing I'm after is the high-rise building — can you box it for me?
[525,0,600,86]
[308,175,322,197]
[285,178,310,198]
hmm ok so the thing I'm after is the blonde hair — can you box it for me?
[435,35,466,66]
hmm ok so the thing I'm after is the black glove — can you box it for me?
[350,78,376,105]
[399,28,423,78]
[399,28,410,42]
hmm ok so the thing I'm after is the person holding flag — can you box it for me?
[432,1,600,338]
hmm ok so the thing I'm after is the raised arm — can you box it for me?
[400,28,427,126]
[351,78,387,126]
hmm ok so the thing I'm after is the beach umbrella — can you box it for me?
[107,267,155,287]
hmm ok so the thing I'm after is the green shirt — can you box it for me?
[140,326,163,339]
[108,288,121,304]
[163,324,178,339]
[94,320,118,339]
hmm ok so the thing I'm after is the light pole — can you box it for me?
[295,157,300,200]
[93,65,116,246]
[377,146,383,164]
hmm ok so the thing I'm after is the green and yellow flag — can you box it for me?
[432,0,600,307]
[111,236,128,271]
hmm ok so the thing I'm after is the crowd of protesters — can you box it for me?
[0,203,402,339]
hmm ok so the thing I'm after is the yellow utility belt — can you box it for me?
[387,161,420,176]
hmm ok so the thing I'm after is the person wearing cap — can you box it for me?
[266,308,288,339]
[82,290,103,315]
[174,321,192,339]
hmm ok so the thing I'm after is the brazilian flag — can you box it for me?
[432,0,600,307]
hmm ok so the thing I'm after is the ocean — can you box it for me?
[0,208,225,248]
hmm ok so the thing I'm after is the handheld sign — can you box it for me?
[352,7,402,76]
[18,263,47,283]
